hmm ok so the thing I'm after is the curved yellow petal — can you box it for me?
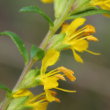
[41,49,60,73]
[91,0,110,17]
[43,76,59,90]
[86,50,101,55]
[92,0,110,10]
[33,102,48,110]
[45,90,57,102]
[56,88,76,93]
[66,18,86,36]
[71,40,89,52]
[72,50,84,63]
[61,23,69,33]
[13,89,33,98]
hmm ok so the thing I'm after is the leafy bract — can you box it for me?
[30,45,45,60]
[19,69,41,89]
[7,96,29,110]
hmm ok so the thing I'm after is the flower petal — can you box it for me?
[56,88,76,93]
[41,49,60,73]
[86,50,101,55]
[66,18,86,36]
[71,40,89,52]
[45,90,58,102]
[72,50,84,63]
[43,76,59,90]
[13,89,33,98]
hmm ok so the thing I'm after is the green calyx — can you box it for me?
[18,69,41,89]
[47,33,70,51]
[54,0,75,18]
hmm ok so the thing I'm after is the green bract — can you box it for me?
[54,0,68,18]
[7,96,29,110]
[48,33,69,50]
[30,45,45,61]
[19,69,41,89]
[54,0,75,18]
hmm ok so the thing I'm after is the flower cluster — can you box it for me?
[10,17,99,110]
[12,48,76,109]
[48,18,99,63]
[40,49,76,102]
[13,89,48,110]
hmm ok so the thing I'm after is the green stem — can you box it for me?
[13,59,35,91]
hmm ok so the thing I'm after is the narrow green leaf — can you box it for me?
[0,83,12,93]
[0,31,29,64]
[19,6,53,26]
[68,9,110,19]
[30,45,45,60]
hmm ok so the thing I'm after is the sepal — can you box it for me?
[19,69,41,89]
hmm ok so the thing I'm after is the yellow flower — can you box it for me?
[61,18,100,63]
[91,0,110,10]
[25,93,48,110]
[13,89,48,110]
[40,52,76,102]
[41,0,53,3]
[41,67,76,102]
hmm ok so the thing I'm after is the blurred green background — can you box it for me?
[0,0,110,110]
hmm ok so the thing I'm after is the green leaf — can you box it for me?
[30,45,45,60]
[0,31,29,64]
[68,9,110,19]
[19,6,53,26]
[0,83,12,93]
